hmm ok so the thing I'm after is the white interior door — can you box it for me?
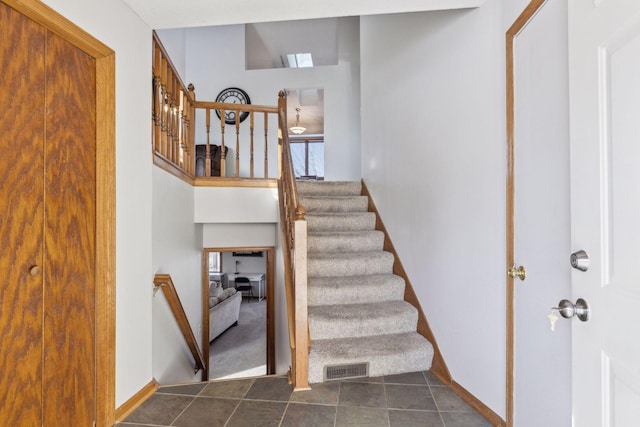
[513,1,572,425]
[569,0,640,425]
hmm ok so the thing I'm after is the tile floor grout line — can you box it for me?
[222,396,243,427]
[426,374,448,427]
[168,395,198,426]
[333,380,342,427]
[382,376,391,427]
[277,401,290,427]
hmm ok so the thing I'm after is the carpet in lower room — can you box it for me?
[210,298,266,380]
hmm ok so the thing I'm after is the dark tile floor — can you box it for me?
[118,371,493,427]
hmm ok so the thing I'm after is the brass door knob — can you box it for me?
[508,265,526,281]
[29,265,41,277]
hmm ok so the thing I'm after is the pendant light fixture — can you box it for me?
[289,107,306,135]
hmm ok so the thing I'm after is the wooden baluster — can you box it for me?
[152,43,161,154]
[205,108,211,177]
[152,78,160,153]
[173,78,180,164]
[183,91,190,171]
[220,109,226,177]
[167,72,173,163]
[250,111,255,178]
[169,74,176,163]
[264,112,269,178]
[188,84,195,175]
[170,75,177,164]
[160,55,168,158]
[166,69,172,162]
[235,110,240,178]
[178,90,185,168]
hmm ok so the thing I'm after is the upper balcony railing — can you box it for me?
[152,32,279,187]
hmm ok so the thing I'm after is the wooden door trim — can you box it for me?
[1,1,116,425]
[202,247,276,380]
[505,1,548,426]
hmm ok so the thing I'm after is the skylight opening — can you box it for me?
[286,53,314,68]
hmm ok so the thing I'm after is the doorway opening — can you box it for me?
[286,87,324,180]
[202,247,275,380]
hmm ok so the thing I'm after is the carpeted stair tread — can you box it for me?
[300,180,434,384]
[309,300,417,340]
[308,230,384,253]
[306,212,376,232]
[308,332,434,384]
[308,274,406,306]
[297,180,362,197]
[308,251,394,278]
[300,195,369,213]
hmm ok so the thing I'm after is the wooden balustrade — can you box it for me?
[152,33,194,175]
[152,32,279,185]
[277,91,310,391]
[191,100,278,180]
[153,274,206,375]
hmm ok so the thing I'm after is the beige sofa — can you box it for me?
[208,288,241,342]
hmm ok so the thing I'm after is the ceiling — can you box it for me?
[245,19,339,70]
[137,0,483,136]
[122,0,484,29]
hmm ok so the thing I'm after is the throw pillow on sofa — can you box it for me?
[209,281,223,297]
[217,287,237,302]
[208,296,219,308]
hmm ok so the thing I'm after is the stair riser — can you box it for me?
[297,181,362,197]
[306,213,376,232]
[308,279,405,306]
[309,308,418,340]
[308,334,434,384]
[308,232,384,253]
[301,196,369,213]
[308,253,394,278]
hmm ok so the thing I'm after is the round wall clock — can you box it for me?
[215,87,251,125]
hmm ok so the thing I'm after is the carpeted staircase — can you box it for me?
[297,180,434,384]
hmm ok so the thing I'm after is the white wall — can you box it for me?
[361,2,507,416]
[151,167,204,385]
[155,28,187,79]
[165,17,361,181]
[195,187,279,223]
[222,252,266,275]
[42,0,153,407]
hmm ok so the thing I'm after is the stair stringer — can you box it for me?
[361,180,452,386]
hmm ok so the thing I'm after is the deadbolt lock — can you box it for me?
[570,250,590,272]
[508,265,526,281]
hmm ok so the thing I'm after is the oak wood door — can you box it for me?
[0,3,97,424]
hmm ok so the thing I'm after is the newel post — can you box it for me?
[293,204,309,391]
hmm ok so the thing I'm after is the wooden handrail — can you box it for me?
[153,274,205,374]
[193,100,278,113]
[277,90,310,391]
